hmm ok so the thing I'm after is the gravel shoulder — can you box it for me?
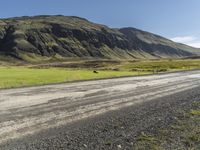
[2,86,200,150]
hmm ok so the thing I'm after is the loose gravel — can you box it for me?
[2,86,200,150]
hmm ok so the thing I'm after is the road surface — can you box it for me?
[1,70,200,149]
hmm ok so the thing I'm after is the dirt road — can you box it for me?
[1,70,200,149]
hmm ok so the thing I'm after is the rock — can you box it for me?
[117,144,122,149]
[83,144,87,148]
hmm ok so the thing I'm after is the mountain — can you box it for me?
[0,15,199,62]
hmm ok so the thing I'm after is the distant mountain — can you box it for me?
[0,15,199,62]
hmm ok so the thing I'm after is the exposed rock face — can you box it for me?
[0,15,198,61]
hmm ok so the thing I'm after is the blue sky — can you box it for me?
[1,0,200,47]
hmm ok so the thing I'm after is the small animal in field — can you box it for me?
[93,70,99,74]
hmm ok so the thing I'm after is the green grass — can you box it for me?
[0,67,151,89]
[191,110,200,116]
[1,59,200,89]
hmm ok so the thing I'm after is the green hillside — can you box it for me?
[0,15,199,62]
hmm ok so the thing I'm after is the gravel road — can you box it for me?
[1,70,200,149]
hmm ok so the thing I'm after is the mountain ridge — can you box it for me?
[0,15,199,62]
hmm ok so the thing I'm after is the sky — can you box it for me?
[1,0,200,47]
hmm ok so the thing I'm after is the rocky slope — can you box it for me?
[0,15,199,61]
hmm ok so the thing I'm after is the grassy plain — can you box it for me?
[0,67,150,89]
[1,58,200,89]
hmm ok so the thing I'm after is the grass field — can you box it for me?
[0,67,151,89]
[1,59,200,89]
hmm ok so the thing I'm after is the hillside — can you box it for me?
[0,15,199,62]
